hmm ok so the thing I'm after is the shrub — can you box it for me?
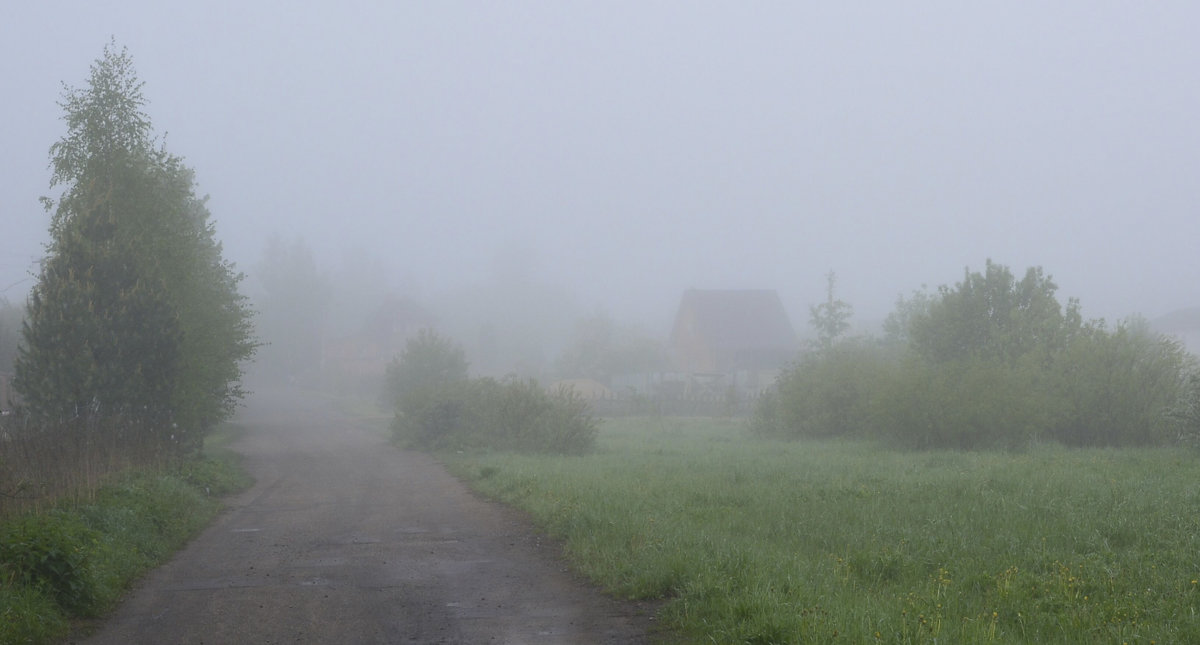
[751,339,895,440]
[384,329,468,409]
[393,378,598,455]
[1053,318,1191,446]
[1171,370,1200,448]
[0,511,97,614]
[876,356,1057,450]
[392,379,480,451]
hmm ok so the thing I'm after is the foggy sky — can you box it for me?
[2,2,1198,332]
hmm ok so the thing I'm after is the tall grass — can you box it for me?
[447,418,1200,643]
[0,414,186,517]
[0,424,251,645]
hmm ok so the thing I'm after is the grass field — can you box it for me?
[446,417,1200,644]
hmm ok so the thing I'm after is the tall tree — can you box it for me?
[253,234,330,378]
[809,271,852,350]
[15,42,255,448]
[908,260,1078,366]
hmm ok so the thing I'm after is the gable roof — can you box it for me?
[671,289,798,373]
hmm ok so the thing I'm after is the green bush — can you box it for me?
[393,378,598,455]
[751,339,894,439]
[877,356,1057,450]
[0,511,97,614]
[1053,319,1191,446]
[384,328,468,409]
[1175,370,1200,448]
[757,263,1196,450]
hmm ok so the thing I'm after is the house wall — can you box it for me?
[671,308,718,374]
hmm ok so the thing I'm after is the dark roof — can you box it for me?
[672,289,798,359]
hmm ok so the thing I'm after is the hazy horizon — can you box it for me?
[4,3,1198,339]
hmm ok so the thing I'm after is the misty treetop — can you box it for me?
[14,42,256,453]
[756,260,1199,450]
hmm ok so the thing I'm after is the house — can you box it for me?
[670,289,799,394]
[321,296,438,386]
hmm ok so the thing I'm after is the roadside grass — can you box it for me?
[0,424,253,645]
[446,417,1200,644]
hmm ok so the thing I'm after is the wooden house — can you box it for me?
[670,289,799,394]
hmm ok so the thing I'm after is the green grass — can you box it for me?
[0,424,253,645]
[446,417,1200,644]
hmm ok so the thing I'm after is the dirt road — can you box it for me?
[78,388,657,644]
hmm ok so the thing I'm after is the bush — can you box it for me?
[384,329,468,409]
[754,339,897,440]
[393,378,598,455]
[1172,370,1200,448]
[876,356,1058,450]
[1053,319,1191,446]
[757,263,1196,450]
[0,511,98,614]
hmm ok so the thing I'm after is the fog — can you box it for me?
[3,3,1198,354]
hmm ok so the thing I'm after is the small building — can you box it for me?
[670,289,799,394]
[321,296,438,387]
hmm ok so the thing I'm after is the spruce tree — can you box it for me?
[15,42,255,452]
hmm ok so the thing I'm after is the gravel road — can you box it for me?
[76,387,657,644]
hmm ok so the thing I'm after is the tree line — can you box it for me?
[756,261,1200,449]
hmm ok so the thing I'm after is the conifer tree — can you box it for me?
[15,42,255,451]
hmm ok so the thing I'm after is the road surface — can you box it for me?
[77,387,657,644]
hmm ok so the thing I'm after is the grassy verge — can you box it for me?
[0,424,253,644]
[446,417,1200,644]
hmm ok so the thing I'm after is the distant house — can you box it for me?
[670,289,799,394]
[322,296,438,384]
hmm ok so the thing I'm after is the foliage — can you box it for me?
[449,418,1200,644]
[908,261,1081,366]
[762,260,1195,449]
[751,338,895,440]
[387,332,596,454]
[252,234,330,379]
[0,298,23,375]
[876,355,1059,450]
[393,377,598,455]
[0,438,249,644]
[809,271,852,349]
[881,286,933,349]
[1175,369,1200,448]
[14,42,255,451]
[1053,317,1191,446]
[384,328,469,409]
